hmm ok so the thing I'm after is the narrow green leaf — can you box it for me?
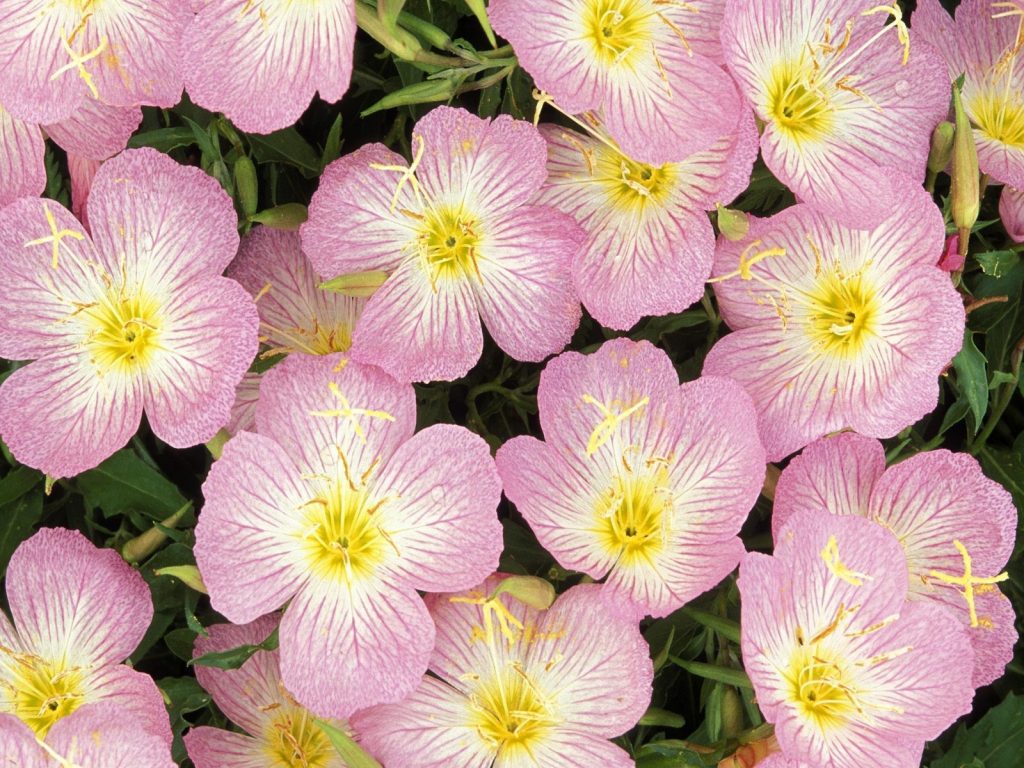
[668,657,753,689]
[931,693,1024,768]
[249,203,308,230]
[127,126,198,153]
[248,128,321,177]
[952,330,989,429]
[0,487,43,574]
[77,450,187,519]
[639,707,686,728]
[680,607,741,645]
[322,114,344,168]
[316,719,383,768]
[190,627,279,669]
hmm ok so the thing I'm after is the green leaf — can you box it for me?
[76,449,187,519]
[931,693,1024,768]
[640,706,686,728]
[248,128,322,177]
[0,481,43,574]
[952,330,988,429]
[975,249,1021,278]
[322,114,344,168]
[979,447,1024,513]
[317,719,383,768]
[190,627,279,669]
[127,126,198,153]
[668,657,753,689]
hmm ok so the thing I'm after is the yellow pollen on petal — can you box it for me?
[370,133,427,212]
[821,535,872,586]
[308,382,395,444]
[23,203,85,270]
[0,649,85,738]
[51,32,108,100]
[581,393,649,455]
[262,710,334,768]
[928,540,1009,628]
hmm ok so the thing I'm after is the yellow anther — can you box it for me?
[928,540,1009,628]
[24,204,85,270]
[253,282,272,303]
[992,1,1024,20]
[581,393,649,455]
[51,34,108,99]
[862,3,909,64]
[532,89,555,126]
[370,134,426,212]
[655,12,693,56]
[821,535,872,586]
[709,241,787,283]
[309,382,395,443]
[451,592,526,646]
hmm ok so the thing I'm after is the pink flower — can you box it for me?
[704,180,964,461]
[185,615,348,768]
[773,433,1018,688]
[183,1,355,134]
[1000,184,1024,241]
[741,510,974,768]
[488,0,744,165]
[0,705,174,767]
[914,0,1024,188]
[301,106,583,383]
[0,99,141,207]
[193,354,504,717]
[0,528,170,743]
[352,577,653,768]
[0,148,259,478]
[0,1,188,125]
[722,0,948,228]
[496,338,765,618]
[938,233,966,271]
[223,226,366,434]
[534,110,758,330]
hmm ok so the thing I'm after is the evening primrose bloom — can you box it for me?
[535,109,758,330]
[352,577,654,768]
[301,106,583,383]
[774,433,1018,688]
[488,0,744,165]
[914,0,1024,188]
[722,0,948,228]
[193,354,504,717]
[0,705,175,768]
[0,528,170,744]
[185,615,349,768]
[496,338,765,618]
[741,511,974,768]
[0,148,259,478]
[703,180,965,461]
[0,0,188,124]
[183,0,355,134]
[224,227,365,434]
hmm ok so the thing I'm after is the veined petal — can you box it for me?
[351,676,494,768]
[1000,185,1024,242]
[83,664,173,745]
[46,703,176,767]
[413,107,548,217]
[226,371,262,436]
[372,424,503,592]
[302,143,421,279]
[185,728,268,768]
[87,148,240,289]
[183,0,356,134]
[0,715,47,768]
[5,527,152,666]
[255,354,416,479]
[474,205,582,360]
[348,256,484,383]
[279,576,434,718]
[192,615,283,736]
[772,433,886,541]
[966,588,1018,688]
[67,153,100,234]
[0,104,45,206]
[43,99,141,161]
[0,350,143,477]
[195,431,313,624]
[142,276,259,448]
[497,730,636,768]
[975,132,1024,188]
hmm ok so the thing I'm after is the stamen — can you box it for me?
[928,540,1009,627]
[309,381,396,443]
[581,393,650,455]
[23,204,85,270]
[821,535,872,586]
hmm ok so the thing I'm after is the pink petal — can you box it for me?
[141,276,259,448]
[195,431,313,624]
[5,527,152,666]
[84,664,173,745]
[225,371,262,436]
[772,433,886,541]
[0,351,143,477]
[185,728,267,768]
[279,576,434,718]
[67,153,101,234]
[473,205,582,360]
[0,715,46,767]
[255,354,416,478]
[43,99,141,161]
[183,0,356,134]
[967,588,1018,688]
[348,257,484,383]
[371,424,503,592]
[999,185,1024,242]
[977,132,1024,188]
[0,104,44,206]
[46,702,176,767]
[87,147,240,288]
[503,730,637,768]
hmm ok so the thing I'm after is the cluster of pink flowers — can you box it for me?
[0,1,1019,767]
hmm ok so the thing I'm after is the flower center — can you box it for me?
[767,60,834,141]
[264,711,334,768]
[596,461,672,562]
[5,656,85,738]
[470,671,554,758]
[787,645,857,730]
[417,205,482,286]
[805,266,878,357]
[80,287,162,374]
[585,0,651,66]
[596,145,676,211]
[970,90,1024,148]
[300,480,392,583]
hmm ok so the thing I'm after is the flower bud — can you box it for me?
[233,156,259,218]
[153,565,208,594]
[927,121,954,175]
[249,203,308,230]
[721,686,745,738]
[951,82,979,257]
[717,204,750,241]
[360,77,458,117]
[490,575,556,611]
[938,233,965,272]
[320,269,389,297]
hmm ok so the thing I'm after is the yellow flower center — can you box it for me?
[596,461,672,563]
[5,656,85,738]
[81,288,162,374]
[584,0,652,66]
[417,205,482,287]
[595,145,676,212]
[263,711,334,768]
[470,671,554,758]
[787,645,857,730]
[970,90,1024,148]
[767,59,834,141]
[805,265,878,357]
